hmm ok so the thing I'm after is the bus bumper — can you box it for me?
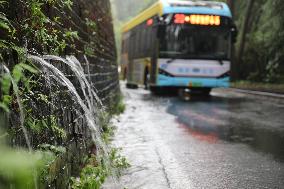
[157,74,230,88]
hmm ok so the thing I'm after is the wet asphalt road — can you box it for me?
[105,84,284,189]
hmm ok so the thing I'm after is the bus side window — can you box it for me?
[137,24,143,58]
[142,27,146,57]
[146,27,151,54]
[136,27,141,58]
[135,27,139,58]
[121,39,125,54]
[149,26,154,54]
[130,32,136,59]
[129,34,132,58]
[126,37,129,54]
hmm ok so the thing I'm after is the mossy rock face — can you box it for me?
[0,0,119,188]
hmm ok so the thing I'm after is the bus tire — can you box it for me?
[126,83,138,89]
[150,86,163,95]
[201,88,211,96]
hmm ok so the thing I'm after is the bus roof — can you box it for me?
[122,0,232,33]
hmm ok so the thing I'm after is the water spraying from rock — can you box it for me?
[43,55,104,111]
[28,55,109,159]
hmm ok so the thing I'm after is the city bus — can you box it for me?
[121,0,237,95]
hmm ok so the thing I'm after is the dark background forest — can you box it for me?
[111,0,284,87]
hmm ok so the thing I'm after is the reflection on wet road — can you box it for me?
[167,95,284,162]
[104,86,284,189]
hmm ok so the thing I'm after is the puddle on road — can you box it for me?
[166,96,284,162]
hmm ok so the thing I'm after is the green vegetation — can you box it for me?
[71,117,130,189]
[71,110,129,189]
[71,157,108,189]
[0,63,38,112]
[109,94,126,115]
[71,148,130,189]
[230,0,284,84]
[0,144,58,189]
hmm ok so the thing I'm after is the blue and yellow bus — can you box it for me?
[121,0,237,95]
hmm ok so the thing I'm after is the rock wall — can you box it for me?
[0,0,118,188]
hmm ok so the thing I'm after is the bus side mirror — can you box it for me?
[231,24,238,43]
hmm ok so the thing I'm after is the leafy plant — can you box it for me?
[265,59,280,83]
[71,111,129,189]
[110,94,126,115]
[0,13,11,32]
[85,18,97,32]
[71,148,130,189]
[71,160,108,189]
[39,144,66,155]
[0,146,55,189]
[62,0,73,10]
[0,62,38,112]
[64,29,79,42]
[109,148,130,177]
[84,43,96,57]
[25,115,66,138]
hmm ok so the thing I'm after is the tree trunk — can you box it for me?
[236,0,255,79]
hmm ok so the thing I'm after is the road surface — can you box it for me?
[104,85,284,189]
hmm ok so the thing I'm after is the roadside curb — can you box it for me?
[228,88,284,102]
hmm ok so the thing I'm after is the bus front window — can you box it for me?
[159,24,231,60]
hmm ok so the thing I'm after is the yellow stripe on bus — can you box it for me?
[122,1,164,33]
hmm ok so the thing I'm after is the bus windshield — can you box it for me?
[159,24,231,60]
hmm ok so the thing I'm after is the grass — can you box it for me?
[71,143,130,189]
[71,148,130,189]
[110,94,126,115]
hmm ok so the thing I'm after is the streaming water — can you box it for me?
[84,55,92,84]
[28,55,108,158]
[42,55,104,111]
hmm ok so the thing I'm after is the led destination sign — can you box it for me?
[174,14,221,26]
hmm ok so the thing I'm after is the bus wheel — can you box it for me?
[200,88,211,96]
[150,86,163,95]
[126,83,138,89]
